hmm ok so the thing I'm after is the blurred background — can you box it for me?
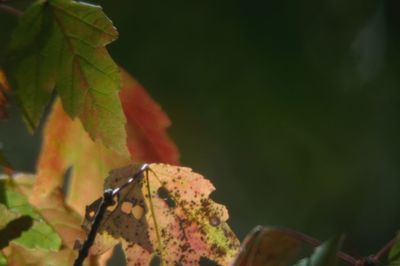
[1,0,400,263]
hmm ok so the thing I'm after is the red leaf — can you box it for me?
[120,70,179,164]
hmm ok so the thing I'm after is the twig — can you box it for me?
[73,164,149,266]
[373,235,399,262]
[0,3,23,17]
[278,227,358,265]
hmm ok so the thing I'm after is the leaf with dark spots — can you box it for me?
[231,226,301,266]
[81,164,239,265]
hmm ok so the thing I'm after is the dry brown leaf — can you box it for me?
[231,226,301,266]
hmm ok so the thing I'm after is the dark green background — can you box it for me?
[1,0,400,262]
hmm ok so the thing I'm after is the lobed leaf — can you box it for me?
[7,0,126,152]
[80,164,240,266]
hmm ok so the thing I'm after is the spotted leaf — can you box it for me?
[80,164,240,266]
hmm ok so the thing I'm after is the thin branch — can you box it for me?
[0,3,23,16]
[73,164,149,266]
[278,227,358,265]
[373,235,399,262]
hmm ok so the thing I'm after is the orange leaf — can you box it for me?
[3,244,76,266]
[33,69,179,217]
[81,164,240,266]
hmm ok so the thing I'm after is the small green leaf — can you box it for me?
[388,236,400,263]
[293,235,344,266]
[8,0,127,153]
[0,177,62,251]
[0,252,7,266]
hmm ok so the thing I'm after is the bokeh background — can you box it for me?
[1,0,400,263]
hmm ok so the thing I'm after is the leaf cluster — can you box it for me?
[0,0,400,266]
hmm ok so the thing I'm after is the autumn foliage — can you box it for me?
[2,0,400,266]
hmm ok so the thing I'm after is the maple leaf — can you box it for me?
[120,70,179,164]
[231,226,301,266]
[0,69,10,120]
[79,164,240,266]
[7,0,126,152]
[33,69,179,216]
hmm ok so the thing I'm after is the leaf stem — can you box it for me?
[74,164,149,266]
[145,167,165,265]
[0,3,22,17]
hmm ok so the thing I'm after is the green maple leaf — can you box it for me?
[7,0,127,153]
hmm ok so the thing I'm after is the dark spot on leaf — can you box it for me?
[209,216,220,227]
[157,186,176,208]
[211,244,227,258]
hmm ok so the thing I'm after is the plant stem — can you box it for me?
[373,235,398,262]
[0,3,22,16]
[278,227,358,265]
